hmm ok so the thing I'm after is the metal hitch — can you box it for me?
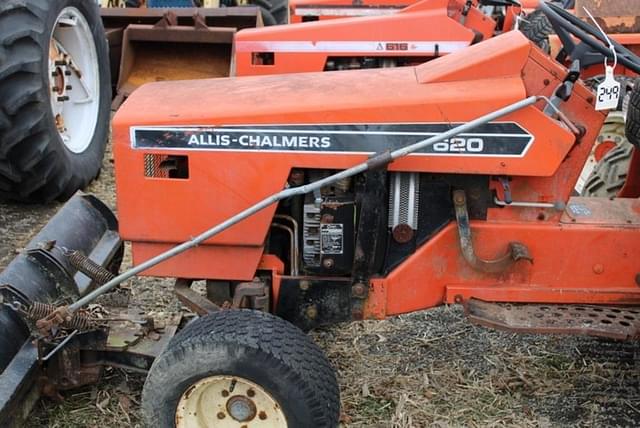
[0,194,122,426]
[453,189,533,273]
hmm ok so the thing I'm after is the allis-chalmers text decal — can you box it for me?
[132,123,534,157]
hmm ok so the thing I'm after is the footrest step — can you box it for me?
[465,299,640,340]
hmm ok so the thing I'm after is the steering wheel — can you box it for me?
[539,1,640,74]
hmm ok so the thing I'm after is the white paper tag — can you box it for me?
[595,66,621,111]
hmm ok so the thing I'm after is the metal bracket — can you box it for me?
[453,190,533,273]
[232,279,269,312]
[0,284,30,308]
[174,279,220,316]
[26,248,77,297]
[497,176,512,204]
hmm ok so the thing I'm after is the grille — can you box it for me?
[144,154,170,178]
[388,172,420,229]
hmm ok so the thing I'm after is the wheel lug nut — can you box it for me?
[52,86,60,92]
[54,60,66,66]
[259,411,267,420]
[247,388,255,397]
[65,85,72,90]
[64,70,72,76]
[221,390,229,397]
[217,412,226,419]
[57,96,69,102]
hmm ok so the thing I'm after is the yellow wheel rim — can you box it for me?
[176,375,288,427]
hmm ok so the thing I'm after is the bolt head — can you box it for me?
[321,214,335,223]
[352,283,367,297]
[322,258,334,269]
[306,305,318,319]
[299,280,310,291]
[392,224,414,244]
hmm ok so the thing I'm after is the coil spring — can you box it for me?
[25,301,93,331]
[66,250,115,285]
[334,177,351,193]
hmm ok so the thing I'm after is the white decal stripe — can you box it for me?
[133,126,529,139]
[129,146,535,159]
[130,123,536,159]
[295,7,402,16]
[235,40,470,53]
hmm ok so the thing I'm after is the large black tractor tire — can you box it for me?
[267,0,288,24]
[142,310,340,427]
[519,1,575,53]
[519,7,553,53]
[626,82,640,148]
[0,0,110,203]
[582,143,634,197]
[249,0,288,25]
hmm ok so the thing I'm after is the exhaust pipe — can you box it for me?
[0,194,121,424]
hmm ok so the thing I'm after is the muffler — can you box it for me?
[0,194,121,424]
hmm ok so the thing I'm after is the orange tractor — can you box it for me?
[1,1,640,427]
[235,0,522,75]
[234,0,640,197]
[287,0,543,23]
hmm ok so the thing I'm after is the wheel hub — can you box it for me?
[48,7,100,154]
[227,395,257,422]
[176,375,287,427]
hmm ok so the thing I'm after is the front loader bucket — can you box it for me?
[100,7,263,108]
[115,23,236,107]
[0,194,121,425]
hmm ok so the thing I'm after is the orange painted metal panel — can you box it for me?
[132,242,265,280]
[379,207,640,317]
[236,0,494,76]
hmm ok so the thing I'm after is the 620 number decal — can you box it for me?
[432,137,484,153]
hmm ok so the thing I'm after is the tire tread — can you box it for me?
[582,143,634,197]
[142,310,340,427]
[626,83,640,147]
[0,0,109,203]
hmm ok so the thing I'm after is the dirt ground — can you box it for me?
[2,142,640,427]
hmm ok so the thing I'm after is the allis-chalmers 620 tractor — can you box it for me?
[234,0,640,198]
[1,2,640,427]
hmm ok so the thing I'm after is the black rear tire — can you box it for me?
[142,310,340,427]
[582,143,634,197]
[268,0,288,24]
[519,7,554,53]
[249,0,288,25]
[626,81,640,148]
[0,0,110,203]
